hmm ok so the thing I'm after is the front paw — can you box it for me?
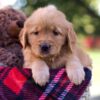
[66,66,85,85]
[31,61,50,86]
[32,69,50,86]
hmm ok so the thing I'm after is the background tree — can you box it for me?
[14,0,100,36]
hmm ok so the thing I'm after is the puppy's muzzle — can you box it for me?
[40,43,51,54]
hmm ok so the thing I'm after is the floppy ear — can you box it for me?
[66,22,77,53]
[19,29,29,48]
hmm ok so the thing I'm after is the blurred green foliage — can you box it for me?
[16,0,100,36]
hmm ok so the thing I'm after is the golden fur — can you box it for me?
[20,5,92,86]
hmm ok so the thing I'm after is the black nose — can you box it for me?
[40,43,51,54]
[16,20,24,28]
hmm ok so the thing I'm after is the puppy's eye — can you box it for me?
[32,31,39,35]
[53,30,59,36]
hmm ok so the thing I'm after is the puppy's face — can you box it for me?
[20,6,76,58]
[23,22,66,58]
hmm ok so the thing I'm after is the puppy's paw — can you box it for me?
[31,61,50,86]
[66,66,85,85]
[32,69,50,86]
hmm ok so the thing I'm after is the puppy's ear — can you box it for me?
[66,22,77,53]
[19,29,29,48]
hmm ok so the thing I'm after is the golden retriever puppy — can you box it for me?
[20,5,92,86]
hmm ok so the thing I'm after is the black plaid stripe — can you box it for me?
[0,67,11,81]
[0,81,17,100]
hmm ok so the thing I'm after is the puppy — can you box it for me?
[20,5,92,86]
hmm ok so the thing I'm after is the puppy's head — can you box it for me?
[20,5,77,58]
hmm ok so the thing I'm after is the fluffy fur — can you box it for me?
[20,5,92,86]
[0,7,26,67]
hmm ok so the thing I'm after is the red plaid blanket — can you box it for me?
[0,66,91,100]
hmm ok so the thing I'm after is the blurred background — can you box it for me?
[0,0,100,99]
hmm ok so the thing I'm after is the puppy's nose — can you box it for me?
[40,43,51,54]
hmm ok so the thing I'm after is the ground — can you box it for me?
[88,50,100,99]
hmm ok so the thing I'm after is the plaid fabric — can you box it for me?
[0,66,91,100]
